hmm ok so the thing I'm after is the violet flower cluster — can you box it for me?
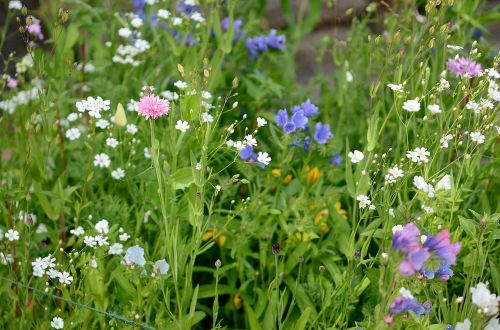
[448,57,482,78]
[246,29,285,58]
[392,223,460,281]
[275,99,332,147]
[389,296,431,317]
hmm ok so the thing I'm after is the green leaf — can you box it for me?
[170,167,195,190]
[458,216,477,238]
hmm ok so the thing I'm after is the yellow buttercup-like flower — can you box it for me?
[305,166,320,186]
[314,209,330,234]
[271,169,293,185]
[202,228,227,247]
[233,293,242,310]
[335,201,348,219]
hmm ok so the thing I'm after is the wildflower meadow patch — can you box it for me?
[0,0,499,329]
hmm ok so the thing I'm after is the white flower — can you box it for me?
[466,101,481,114]
[488,87,500,102]
[130,17,143,28]
[153,259,170,275]
[93,153,111,168]
[70,226,84,236]
[160,90,179,101]
[58,271,73,285]
[124,245,146,266]
[484,317,500,330]
[470,282,499,315]
[428,104,441,114]
[143,147,151,159]
[455,319,471,330]
[51,316,64,329]
[392,225,404,234]
[399,288,414,299]
[67,113,79,122]
[127,99,139,112]
[257,152,271,166]
[436,174,451,190]
[89,257,98,268]
[95,235,109,246]
[387,83,404,92]
[402,97,420,112]
[195,163,202,170]
[109,243,124,255]
[256,117,267,127]
[485,68,500,79]
[84,236,97,247]
[356,195,371,209]
[119,232,131,241]
[413,176,435,198]
[406,147,430,164]
[385,166,404,184]
[346,71,353,83]
[190,12,205,23]
[111,168,125,180]
[8,1,23,10]
[65,128,81,141]
[95,219,109,234]
[5,229,19,241]
[96,119,110,129]
[118,27,132,38]
[201,112,214,123]
[201,90,212,99]
[106,137,119,148]
[244,135,257,147]
[348,150,364,163]
[440,134,453,148]
[126,124,138,135]
[172,17,183,26]
[158,9,171,19]
[437,78,450,91]
[447,45,463,50]
[470,132,485,144]
[175,120,190,133]
[422,205,434,214]
[36,223,48,234]
[174,80,188,89]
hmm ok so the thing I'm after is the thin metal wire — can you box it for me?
[0,276,157,330]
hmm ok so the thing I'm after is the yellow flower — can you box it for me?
[271,169,292,185]
[233,293,242,310]
[114,103,127,127]
[305,166,320,186]
[202,228,227,247]
[314,209,330,234]
[335,201,348,219]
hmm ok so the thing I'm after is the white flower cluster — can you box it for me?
[31,255,74,285]
[413,174,451,198]
[385,166,404,184]
[0,86,40,114]
[75,96,111,119]
[406,147,430,164]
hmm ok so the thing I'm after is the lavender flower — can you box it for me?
[275,109,308,134]
[389,296,430,317]
[246,30,286,58]
[330,152,342,165]
[448,57,482,78]
[313,122,332,144]
[303,137,311,152]
[266,29,285,50]
[239,145,256,162]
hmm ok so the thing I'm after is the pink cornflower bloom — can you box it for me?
[448,57,482,78]
[138,95,170,119]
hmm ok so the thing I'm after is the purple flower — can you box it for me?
[330,152,342,165]
[399,248,430,276]
[422,231,460,265]
[299,99,319,117]
[303,137,311,152]
[221,17,243,33]
[246,37,268,57]
[389,296,430,317]
[266,29,286,50]
[275,109,308,134]
[132,0,145,17]
[448,57,482,77]
[313,122,332,144]
[176,0,200,15]
[392,223,421,254]
[239,145,256,161]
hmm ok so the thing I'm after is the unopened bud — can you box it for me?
[215,259,221,268]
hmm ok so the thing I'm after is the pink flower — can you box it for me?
[448,57,482,78]
[6,77,19,89]
[138,95,170,119]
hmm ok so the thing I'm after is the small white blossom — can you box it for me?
[440,134,453,148]
[175,120,190,133]
[126,124,138,135]
[70,226,84,236]
[158,9,171,19]
[118,27,132,38]
[402,97,420,112]
[470,282,499,315]
[470,132,485,144]
[93,153,111,168]
[51,317,64,329]
[201,112,214,123]
[58,271,73,285]
[356,195,371,209]
[436,174,451,190]
[387,83,404,92]
[413,176,435,198]
[109,243,124,255]
[428,104,441,114]
[406,147,430,164]
[348,150,364,163]
[95,219,109,234]
[106,137,119,148]
[8,1,23,10]
[119,232,131,242]
[111,168,125,180]
[5,229,19,241]
[65,128,81,141]
[385,166,404,184]
[257,152,271,166]
[256,117,267,127]
[174,80,188,89]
